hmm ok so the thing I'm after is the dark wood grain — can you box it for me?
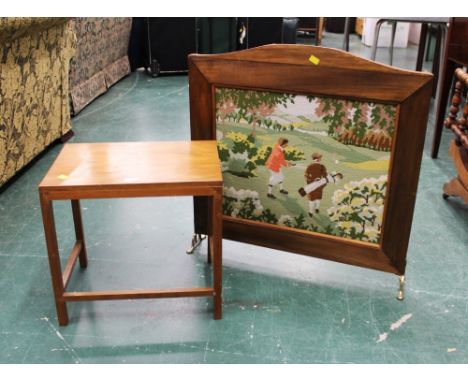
[62,240,82,289]
[71,200,88,268]
[39,193,69,325]
[189,44,433,277]
[62,288,214,301]
[442,68,468,204]
[39,141,224,325]
[432,18,468,158]
[443,142,468,204]
[196,61,420,104]
[223,217,396,274]
[381,81,433,274]
[445,68,468,148]
[189,63,215,234]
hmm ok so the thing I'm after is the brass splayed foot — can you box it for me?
[186,233,206,254]
[397,275,405,301]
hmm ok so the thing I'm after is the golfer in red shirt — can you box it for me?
[266,138,293,199]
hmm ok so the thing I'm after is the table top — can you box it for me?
[374,17,449,24]
[39,141,223,191]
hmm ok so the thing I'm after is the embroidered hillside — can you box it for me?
[215,87,396,244]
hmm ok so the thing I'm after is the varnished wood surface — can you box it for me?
[62,240,82,289]
[431,18,468,157]
[190,44,433,276]
[446,18,468,66]
[443,140,468,204]
[189,44,432,104]
[444,177,468,204]
[39,140,224,324]
[62,288,215,301]
[211,191,223,319]
[71,200,88,268]
[441,68,468,205]
[381,81,434,274]
[451,138,468,186]
[193,44,428,75]
[445,68,468,149]
[223,217,397,274]
[39,141,222,191]
[39,193,68,324]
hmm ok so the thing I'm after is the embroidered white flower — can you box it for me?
[327,176,387,243]
[278,215,294,226]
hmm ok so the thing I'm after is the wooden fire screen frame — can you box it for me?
[189,45,433,277]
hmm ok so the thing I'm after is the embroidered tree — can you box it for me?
[308,96,396,151]
[311,96,349,136]
[366,104,396,151]
[216,88,295,138]
[217,99,236,126]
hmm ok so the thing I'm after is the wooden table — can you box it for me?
[38,141,223,325]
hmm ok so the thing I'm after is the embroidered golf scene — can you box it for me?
[215,87,396,244]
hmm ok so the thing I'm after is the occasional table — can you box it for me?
[39,141,223,325]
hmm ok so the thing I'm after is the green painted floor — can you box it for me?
[0,33,467,364]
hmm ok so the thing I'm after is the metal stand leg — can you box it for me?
[435,26,447,100]
[342,17,350,51]
[397,275,405,301]
[389,21,397,66]
[416,23,428,71]
[186,233,206,254]
[371,19,385,61]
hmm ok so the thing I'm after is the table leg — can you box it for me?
[432,59,459,158]
[435,26,447,99]
[40,194,69,326]
[207,236,212,264]
[415,23,428,71]
[206,196,212,264]
[371,19,385,61]
[389,21,397,66]
[71,200,88,268]
[342,17,350,52]
[211,189,223,320]
[315,17,323,46]
[431,25,443,97]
